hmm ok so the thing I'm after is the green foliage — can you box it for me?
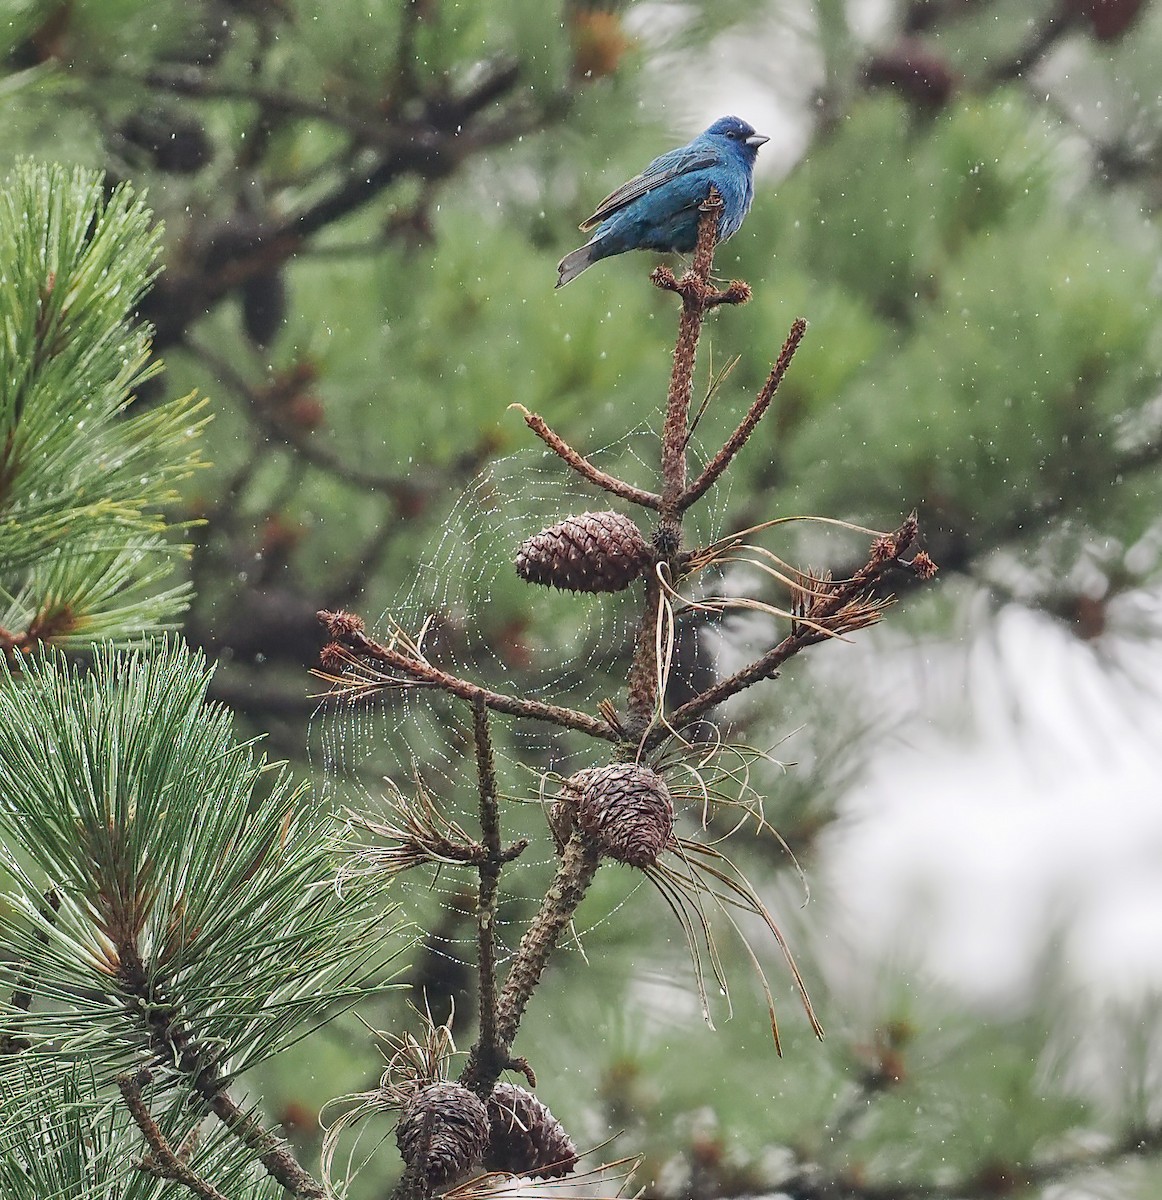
[0,1062,285,1200]
[0,639,404,1082]
[671,88,1162,582]
[0,161,207,646]
[2,2,1161,1196]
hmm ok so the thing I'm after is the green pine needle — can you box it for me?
[0,640,408,1086]
[0,1061,286,1199]
[0,161,209,643]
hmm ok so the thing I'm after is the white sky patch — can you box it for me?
[820,603,1162,1006]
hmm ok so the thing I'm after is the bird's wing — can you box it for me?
[578,143,721,232]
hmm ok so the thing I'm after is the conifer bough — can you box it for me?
[317,192,938,1200]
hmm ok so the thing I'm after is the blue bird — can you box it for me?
[556,115,769,288]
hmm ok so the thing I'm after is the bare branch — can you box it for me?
[117,1070,229,1200]
[317,611,622,743]
[201,1084,326,1199]
[494,832,602,1048]
[510,404,662,510]
[471,700,503,1081]
[657,198,719,521]
[653,516,933,744]
[680,318,808,511]
[459,700,530,1097]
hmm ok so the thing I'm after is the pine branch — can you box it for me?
[311,105,941,1193]
[113,944,327,1199]
[458,700,531,1097]
[509,404,663,510]
[0,1063,289,1200]
[652,517,935,744]
[0,642,403,1194]
[118,1070,229,1200]
[317,610,621,743]
[0,162,207,647]
[680,317,808,511]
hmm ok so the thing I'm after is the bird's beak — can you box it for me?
[746,133,770,148]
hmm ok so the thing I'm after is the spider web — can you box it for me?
[312,422,737,781]
[309,421,739,977]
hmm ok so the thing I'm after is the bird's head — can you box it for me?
[705,116,769,158]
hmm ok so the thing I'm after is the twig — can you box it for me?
[117,1070,229,1200]
[0,888,60,1053]
[494,831,602,1048]
[650,517,931,745]
[472,698,503,1071]
[510,404,662,510]
[650,193,750,531]
[680,318,808,511]
[625,571,667,735]
[116,950,327,1200]
[199,1084,326,1199]
[317,611,621,743]
[459,700,529,1096]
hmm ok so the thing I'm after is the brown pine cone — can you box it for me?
[515,511,650,593]
[396,1082,489,1187]
[484,1083,578,1179]
[564,763,673,868]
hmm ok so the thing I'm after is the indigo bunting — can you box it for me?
[556,115,769,288]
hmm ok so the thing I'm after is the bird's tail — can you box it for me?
[556,243,595,288]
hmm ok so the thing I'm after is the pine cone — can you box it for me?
[565,764,673,868]
[396,1082,489,1187]
[485,1083,578,1179]
[515,511,650,593]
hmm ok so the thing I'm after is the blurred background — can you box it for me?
[4,0,1162,1195]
